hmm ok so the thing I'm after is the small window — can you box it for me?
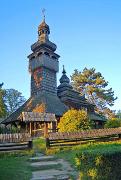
[44,52,49,56]
[30,56,35,60]
[38,52,42,56]
[38,31,41,35]
[52,56,56,60]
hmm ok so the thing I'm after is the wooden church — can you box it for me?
[2,15,106,135]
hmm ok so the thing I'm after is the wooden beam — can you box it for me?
[30,122,32,136]
[44,122,48,138]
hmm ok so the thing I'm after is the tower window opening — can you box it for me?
[30,56,35,60]
[52,56,57,59]
[38,52,42,56]
[44,52,50,56]
[38,31,41,35]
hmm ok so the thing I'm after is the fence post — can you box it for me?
[30,122,32,136]
[28,140,33,149]
[118,134,121,139]
[46,138,50,148]
[44,122,48,138]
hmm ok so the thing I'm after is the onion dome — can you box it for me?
[60,65,70,84]
[38,19,50,35]
[58,66,73,92]
[38,18,50,42]
[31,15,57,52]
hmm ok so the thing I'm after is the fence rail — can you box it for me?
[46,127,121,148]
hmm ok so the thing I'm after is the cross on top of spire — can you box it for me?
[38,8,50,41]
[42,8,46,21]
[62,65,66,74]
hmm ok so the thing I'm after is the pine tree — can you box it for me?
[71,68,117,116]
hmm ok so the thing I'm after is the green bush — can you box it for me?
[58,109,93,132]
[54,141,121,180]
[76,152,121,180]
[105,118,121,128]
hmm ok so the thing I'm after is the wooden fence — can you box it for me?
[0,133,31,143]
[46,127,121,148]
[0,133,32,151]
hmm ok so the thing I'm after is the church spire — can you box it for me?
[57,66,73,93]
[60,66,70,84]
[28,12,59,96]
[62,65,66,75]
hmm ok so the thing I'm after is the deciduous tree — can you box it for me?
[4,89,26,115]
[104,118,121,128]
[0,83,7,118]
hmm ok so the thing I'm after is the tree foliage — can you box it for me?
[104,118,121,128]
[116,110,121,119]
[71,68,117,116]
[0,83,7,118]
[103,108,116,119]
[4,89,26,115]
[58,109,92,132]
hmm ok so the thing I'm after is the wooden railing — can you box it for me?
[46,127,121,148]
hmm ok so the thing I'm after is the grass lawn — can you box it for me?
[0,154,31,180]
[32,138,121,166]
[52,140,121,165]
[0,138,45,180]
[47,140,121,179]
[33,137,46,153]
[1,138,121,179]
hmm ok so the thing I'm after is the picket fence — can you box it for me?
[0,133,31,143]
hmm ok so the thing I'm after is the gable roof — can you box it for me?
[89,112,107,122]
[2,91,68,125]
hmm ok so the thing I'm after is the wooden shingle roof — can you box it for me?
[2,91,68,125]
[89,112,106,122]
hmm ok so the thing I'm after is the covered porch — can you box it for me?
[22,112,57,137]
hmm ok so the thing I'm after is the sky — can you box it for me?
[0,0,121,111]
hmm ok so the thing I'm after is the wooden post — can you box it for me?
[30,122,32,136]
[46,138,50,148]
[118,134,121,139]
[25,123,27,133]
[33,122,35,136]
[44,122,48,138]
[52,121,56,132]
[28,140,33,149]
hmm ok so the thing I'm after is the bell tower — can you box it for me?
[28,14,60,96]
